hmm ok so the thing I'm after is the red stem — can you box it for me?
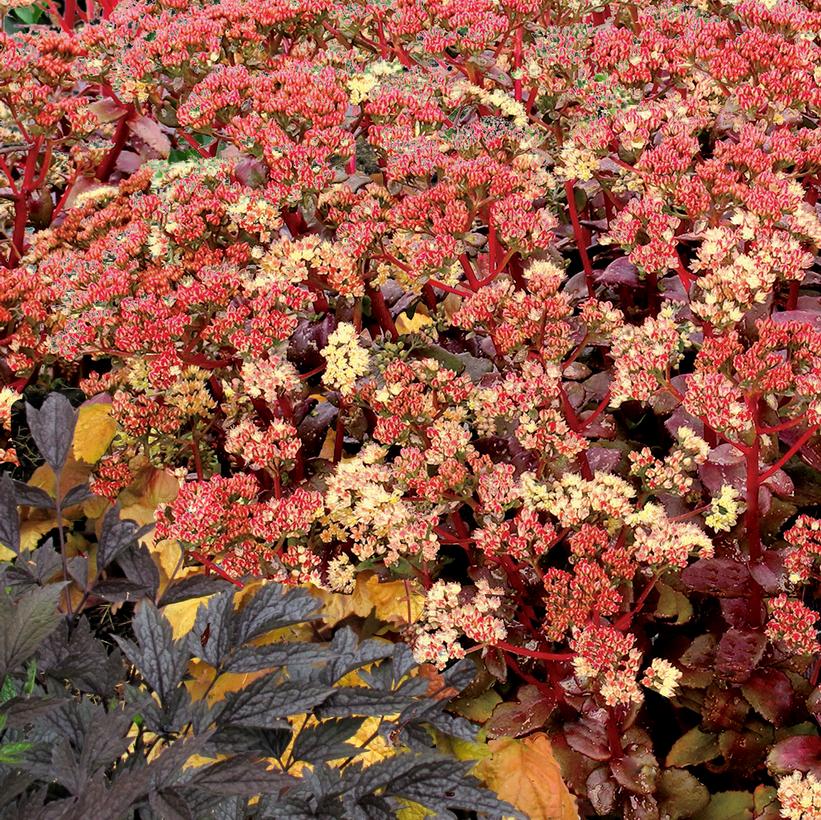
[367,285,398,340]
[96,109,133,181]
[495,641,574,661]
[745,398,762,563]
[564,179,595,297]
[759,425,820,482]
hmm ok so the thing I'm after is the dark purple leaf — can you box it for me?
[595,257,639,286]
[715,629,766,684]
[681,559,752,597]
[25,395,77,473]
[0,474,20,555]
[565,715,611,762]
[610,748,658,795]
[485,685,554,739]
[742,669,796,726]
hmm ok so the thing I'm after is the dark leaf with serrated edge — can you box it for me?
[0,475,20,555]
[0,584,64,678]
[211,726,293,759]
[38,617,123,697]
[12,481,55,510]
[235,583,319,644]
[715,629,766,684]
[0,696,67,729]
[180,793,249,820]
[189,590,234,669]
[97,506,140,568]
[187,755,296,796]
[4,545,62,589]
[66,555,88,590]
[149,789,194,820]
[116,543,160,598]
[113,600,188,704]
[223,642,328,674]
[219,678,334,728]
[742,669,796,725]
[316,686,420,718]
[93,578,152,603]
[158,575,233,606]
[343,754,518,817]
[0,770,33,810]
[681,559,751,597]
[147,731,214,791]
[290,717,365,764]
[25,395,77,472]
[61,484,92,508]
[322,628,394,683]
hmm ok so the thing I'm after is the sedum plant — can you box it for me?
[0,0,821,816]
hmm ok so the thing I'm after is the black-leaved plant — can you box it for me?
[0,579,516,819]
[0,393,516,819]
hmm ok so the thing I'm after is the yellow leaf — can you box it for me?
[163,596,210,640]
[20,516,65,551]
[474,733,579,820]
[310,585,358,627]
[119,466,179,526]
[152,538,184,580]
[395,306,433,336]
[347,715,397,766]
[351,574,424,626]
[435,731,492,763]
[442,293,463,320]
[73,400,118,464]
[0,543,15,561]
[186,659,268,704]
[29,458,92,506]
[319,429,336,461]
[396,801,436,820]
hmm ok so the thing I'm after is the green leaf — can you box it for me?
[657,769,710,819]
[692,791,753,820]
[665,727,720,768]
[12,4,44,23]
[654,582,693,625]
[0,741,33,765]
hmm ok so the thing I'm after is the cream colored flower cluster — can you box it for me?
[321,322,371,397]
[777,771,821,820]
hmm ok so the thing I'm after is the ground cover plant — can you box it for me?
[1,0,821,816]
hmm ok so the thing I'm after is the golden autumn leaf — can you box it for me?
[395,306,434,336]
[310,584,358,626]
[474,733,580,820]
[19,516,65,552]
[73,400,118,464]
[350,573,425,626]
[311,574,424,628]
[396,801,436,820]
[163,596,211,640]
[319,428,336,461]
[119,465,179,526]
[28,458,92,505]
[186,659,269,705]
[451,688,503,723]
